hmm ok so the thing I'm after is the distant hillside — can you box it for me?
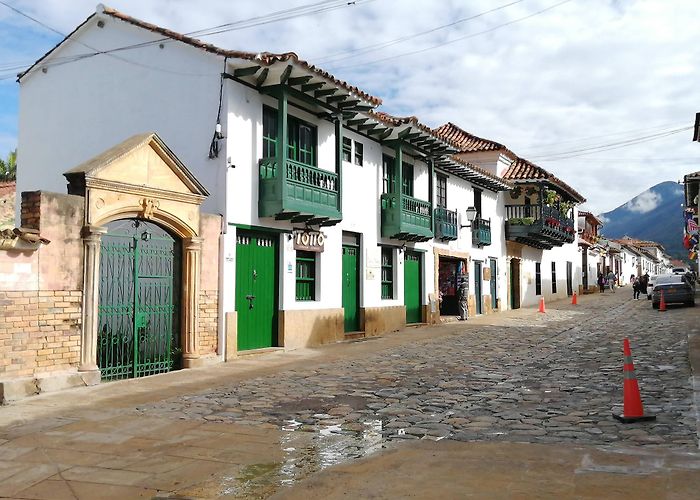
[598,181,685,258]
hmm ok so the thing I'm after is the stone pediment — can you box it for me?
[64,132,208,236]
[64,132,208,201]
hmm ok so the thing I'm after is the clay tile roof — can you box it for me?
[578,210,603,226]
[433,122,515,157]
[100,6,381,106]
[503,157,586,203]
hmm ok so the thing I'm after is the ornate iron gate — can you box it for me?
[97,219,181,381]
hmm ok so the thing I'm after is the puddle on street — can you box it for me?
[218,419,387,498]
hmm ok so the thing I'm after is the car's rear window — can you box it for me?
[656,275,685,285]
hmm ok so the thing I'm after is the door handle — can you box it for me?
[246,295,256,309]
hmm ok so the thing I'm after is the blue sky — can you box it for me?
[1,0,699,214]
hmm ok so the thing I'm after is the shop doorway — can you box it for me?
[438,257,467,315]
[510,258,521,309]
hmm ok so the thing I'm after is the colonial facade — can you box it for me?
[7,5,589,398]
[435,124,585,308]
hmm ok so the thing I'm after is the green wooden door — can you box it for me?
[490,258,497,310]
[236,231,278,351]
[404,250,421,323]
[342,245,360,332]
[98,219,181,381]
[474,261,483,315]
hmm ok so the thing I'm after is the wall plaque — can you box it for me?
[293,229,325,252]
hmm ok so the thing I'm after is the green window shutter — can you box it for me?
[437,174,447,207]
[354,141,363,166]
[382,155,395,194]
[296,251,316,301]
[381,247,394,299]
[402,162,414,197]
[342,137,352,162]
[262,106,278,158]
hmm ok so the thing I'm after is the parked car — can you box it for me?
[672,267,689,275]
[651,274,695,309]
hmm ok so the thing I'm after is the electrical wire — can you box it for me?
[312,0,525,64]
[528,126,693,161]
[0,0,377,80]
[327,0,574,70]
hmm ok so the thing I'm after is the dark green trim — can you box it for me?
[428,158,435,234]
[233,65,260,77]
[256,68,269,87]
[277,86,288,202]
[315,88,337,97]
[229,223,290,234]
[280,65,293,84]
[335,116,343,213]
[288,75,313,86]
[301,82,325,92]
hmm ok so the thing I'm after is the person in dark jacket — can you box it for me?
[597,273,605,293]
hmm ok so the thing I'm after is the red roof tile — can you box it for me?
[503,158,586,203]
[101,6,381,106]
[433,122,514,156]
[20,5,382,107]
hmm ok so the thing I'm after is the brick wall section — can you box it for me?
[20,191,41,230]
[0,290,82,378]
[198,289,218,355]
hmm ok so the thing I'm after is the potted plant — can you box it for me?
[543,189,559,206]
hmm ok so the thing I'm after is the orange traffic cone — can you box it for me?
[571,292,578,305]
[613,338,656,423]
[658,291,666,312]
[538,297,546,313]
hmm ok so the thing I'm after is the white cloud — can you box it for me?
[598,214,610,224]
[1,0,700,214]
[625,191,661,213]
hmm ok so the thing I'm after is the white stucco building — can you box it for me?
[17,4,521,364]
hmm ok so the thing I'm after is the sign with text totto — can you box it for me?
[293,229,325,252]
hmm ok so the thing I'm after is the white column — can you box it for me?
[79,225,107,372]
[182,237,203,367]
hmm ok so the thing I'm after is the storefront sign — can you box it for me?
[293,229,325,252]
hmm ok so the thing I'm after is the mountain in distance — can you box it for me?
[597,181,686,258]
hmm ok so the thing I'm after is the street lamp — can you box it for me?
[460,206,478,229]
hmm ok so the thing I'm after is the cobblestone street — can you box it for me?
[142,291,697,448]
[1,289,699,498]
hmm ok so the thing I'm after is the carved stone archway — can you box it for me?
[64,133,209,378]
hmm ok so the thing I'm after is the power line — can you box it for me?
[328,0,574,70]
[529,126,693,161]
[519,120,692,155]
[312,0,525,65]
[0,0,376,80]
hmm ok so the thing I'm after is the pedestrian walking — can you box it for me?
[632,276,641,300]
[607,270,616,292]
[458,277,469,320]
[597,273,605,293]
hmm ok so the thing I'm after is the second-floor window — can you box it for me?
[474,188,483,218]
[437,174,447,208]
[382,156,414,196]
[354,142,363,166]
[342,137,352,162]
[263,106,317,166]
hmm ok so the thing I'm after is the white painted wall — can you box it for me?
[17,14,227,217]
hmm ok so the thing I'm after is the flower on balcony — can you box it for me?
[564,226,575,234]
[545,217,560,227]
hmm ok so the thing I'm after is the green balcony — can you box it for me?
[472,218,492,247]
[381,193,433,242]
[259,157,341,226]
[505,205,575,249]
[434,207,458,241]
